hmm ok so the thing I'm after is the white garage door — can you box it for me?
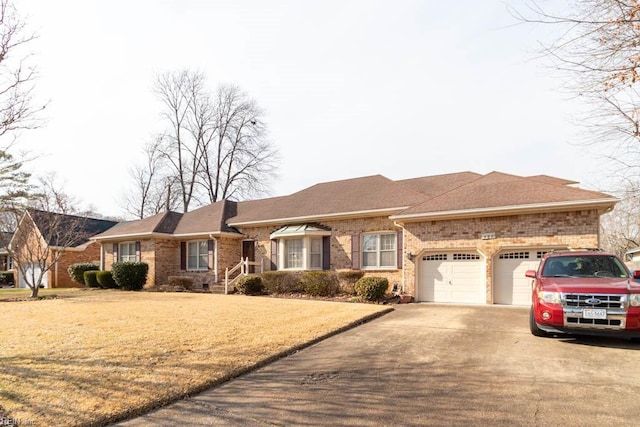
[18,264,49,289]
[418,252,486,304]
[493,250,547,305]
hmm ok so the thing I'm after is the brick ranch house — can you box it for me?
[92,171,617,305]
[10,209,117,288]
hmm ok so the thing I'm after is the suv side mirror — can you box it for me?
[525,270,537,278]
[634,270,640,280]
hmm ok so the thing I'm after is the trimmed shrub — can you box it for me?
[260,271,303,294]
[337,270,365,295]
[355,276,389,301]
[0,271,14,286]
[112,262,149,291]
[167,276,194,290]
[83,270,100,288]
[96,270,118,289]
[68,263,99,285]
[301,271,339,297]
[236,275,264,295]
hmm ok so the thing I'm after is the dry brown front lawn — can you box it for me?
[0,290,390,426]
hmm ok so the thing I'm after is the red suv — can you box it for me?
[527,250,640,339]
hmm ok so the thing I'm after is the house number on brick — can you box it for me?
[480,232,496,240]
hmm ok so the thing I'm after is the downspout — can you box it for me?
[209,235,219,283]
[393,221,408,294]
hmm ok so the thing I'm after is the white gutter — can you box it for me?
[209,234,219,283]
[228,207,410,227]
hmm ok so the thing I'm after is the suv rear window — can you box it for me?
[541,255,630,278]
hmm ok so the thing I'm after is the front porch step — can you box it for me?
[207,283,230,294]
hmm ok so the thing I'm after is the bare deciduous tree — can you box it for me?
[120,139,180,218]
[600,181,640,257]
[0,175,92,298]
[516,1,640,181]
[0,0,44,140]
[126,69,278,216]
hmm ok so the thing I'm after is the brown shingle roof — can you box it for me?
[93,211,182,239]
[94,202,242,240]
[173,200,239,236]
[397,171,482,198]
[228,175,428,225]
[392,171,617,219]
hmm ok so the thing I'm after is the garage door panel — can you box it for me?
[419,253,485,304]
[494,250,546,305]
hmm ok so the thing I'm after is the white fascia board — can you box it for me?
[390,198,619,222]
[92,232,168,242]
[269,229,332,240]
[229,207,409,227]
[173,231,243,239]
[93,231,243,242]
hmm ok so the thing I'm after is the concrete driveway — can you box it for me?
[116,304,640,426]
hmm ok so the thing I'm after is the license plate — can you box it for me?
[583,308,607,319]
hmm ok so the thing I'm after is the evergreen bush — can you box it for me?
[68,263,99,285]
[355,276,389,301]
[96,270,118,289]
[83,270,100,288]
[112,262,149,291]
[301,271,339,296]
[236,275,264,295]
[260,271,303,294]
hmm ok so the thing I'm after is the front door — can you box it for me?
[242,241,256,274]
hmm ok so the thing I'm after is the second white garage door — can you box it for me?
[418,252,486,303]
[493,250,548,305]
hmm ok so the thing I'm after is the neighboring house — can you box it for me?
[93,171,618,305]
[11,210,118,288]
[0,231,14,271]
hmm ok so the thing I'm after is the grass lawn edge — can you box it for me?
[101,306,395,426]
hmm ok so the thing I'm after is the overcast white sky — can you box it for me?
[12,0,601,219]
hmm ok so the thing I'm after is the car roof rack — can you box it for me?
[544,248,604,257]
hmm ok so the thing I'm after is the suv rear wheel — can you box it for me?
[530,309,549,337]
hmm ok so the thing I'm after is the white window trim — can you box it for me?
[119,242,137,263]
[361,231,397,270]
[278,236,323,271]
[187,240,209,271]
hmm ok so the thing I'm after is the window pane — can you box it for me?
[285,239,303,269]
[380,234,396,251]
[380,250,395,267]
[362,235,378,251]
[310,238,322,253]
[310,254,321,269]
[362,252,377,267]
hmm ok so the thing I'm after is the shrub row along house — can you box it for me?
[79,171,616,305]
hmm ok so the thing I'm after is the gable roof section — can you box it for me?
[93,201,243,241]
[29,209,118,247]
[173,200,240,236]
[228,175,428,226]
[391,172,618,221]
[396,171,482,198]
[93,210,183,240]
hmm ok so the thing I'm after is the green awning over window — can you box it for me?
[269,224,332,239]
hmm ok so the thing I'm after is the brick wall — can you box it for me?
[401,209,600,301]
[102,236,242,288]
[240,216,403,292]
[51,242,102,287]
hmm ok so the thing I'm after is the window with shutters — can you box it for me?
[362,232,397,269]
[187,240,209,271]
[280,237,323,270]
[119,242,137,262]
